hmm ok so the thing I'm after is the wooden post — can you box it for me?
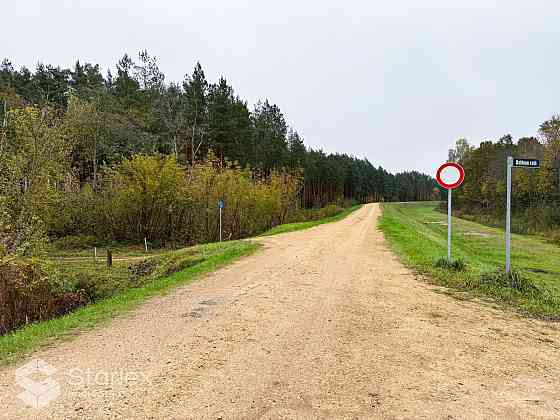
[107,249,113,268]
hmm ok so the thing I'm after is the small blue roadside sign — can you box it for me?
[218,199,225,209]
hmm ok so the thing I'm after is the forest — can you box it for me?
[0,50,437,255]
[448,117,560,237]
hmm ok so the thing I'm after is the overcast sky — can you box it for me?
[4,1,560,174]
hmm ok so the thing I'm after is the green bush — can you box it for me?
[434,257,467,271]
[72,272,101,302]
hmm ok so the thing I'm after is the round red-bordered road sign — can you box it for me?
[436,162,465,189]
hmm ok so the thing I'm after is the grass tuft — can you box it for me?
[435,257,467,271]
[480,269,540,294]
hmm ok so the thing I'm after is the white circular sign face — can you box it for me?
[436,162,465,189]
[440,165,461,185]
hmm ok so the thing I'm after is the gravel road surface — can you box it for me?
[1,204,559,419]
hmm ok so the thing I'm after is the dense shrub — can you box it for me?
[128,258,160,284]
[0,260,86,334]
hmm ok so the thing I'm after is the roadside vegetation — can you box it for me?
[0,201,359,338]
[380,202,560,319]
[0,241,234,335]
[0,202,361,365]
[0,241,258,365]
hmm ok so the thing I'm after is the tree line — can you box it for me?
[0,51,436,202]
[0,51,437,254]
[448,116,560,234]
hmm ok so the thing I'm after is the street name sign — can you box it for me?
[513,158,539,168]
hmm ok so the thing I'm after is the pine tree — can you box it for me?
[183,62,208,166]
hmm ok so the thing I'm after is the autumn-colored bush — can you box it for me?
[57,154,301,245]
[0,260,86,334]
[0,251,211,335]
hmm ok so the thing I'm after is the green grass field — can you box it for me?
[379,201,560,319]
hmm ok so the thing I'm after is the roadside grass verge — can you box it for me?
[0,241,258,366]
[262,205,362,236]
[379,202,560,319]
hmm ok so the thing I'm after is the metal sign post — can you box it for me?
[218,199,225,242]
[506,157,540,274]
[505,157,513,274]
[436,162,465,262]
[448,188,452,261]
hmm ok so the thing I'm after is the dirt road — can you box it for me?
[1,204,559,419]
